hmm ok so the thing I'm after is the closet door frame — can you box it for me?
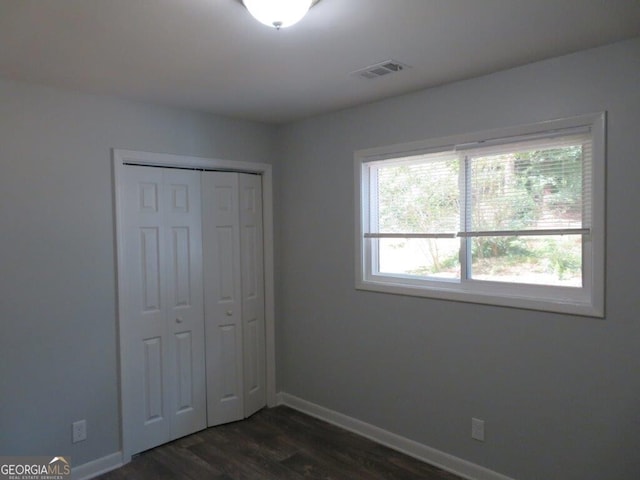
[113,149,276,463]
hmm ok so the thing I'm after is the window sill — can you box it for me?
[356,278,603,318]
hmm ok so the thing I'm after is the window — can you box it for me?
[355,113,605,316]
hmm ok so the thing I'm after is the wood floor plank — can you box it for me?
[96,406,465,480]
[146,443,224,479]
[189,433,303,480]
[256,408,408,480]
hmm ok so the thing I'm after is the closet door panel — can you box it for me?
[142,336,164,424]
[120,167,170,454]
[202,172,244,426]
[239,173,266,417]
[120,167,206,455]
[164,170,207,439]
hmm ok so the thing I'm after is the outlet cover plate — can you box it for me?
[72,420,87,443]
[472,418,485,441]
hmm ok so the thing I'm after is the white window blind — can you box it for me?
[369,153,459,238]
[365,130,591,239]
[461,131,591,238]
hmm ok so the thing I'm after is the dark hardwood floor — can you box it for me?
[98,406,464,480]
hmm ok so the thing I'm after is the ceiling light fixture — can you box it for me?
[242,0,319,30]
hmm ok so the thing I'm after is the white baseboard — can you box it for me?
[277,392,515,480]
[72,451,123,480]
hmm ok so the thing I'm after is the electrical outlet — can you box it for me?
[72,420,87,443]
[471,418,485,441]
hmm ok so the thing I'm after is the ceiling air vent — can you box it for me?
[352,60,409,80]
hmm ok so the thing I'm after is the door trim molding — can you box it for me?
[113,149,277,463]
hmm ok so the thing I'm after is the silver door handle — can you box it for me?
[176,317,184,324]
[226,310,233,316]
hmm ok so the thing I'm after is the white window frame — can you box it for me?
[355,113,605,317]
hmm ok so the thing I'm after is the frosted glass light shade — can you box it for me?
[243,0,314,29]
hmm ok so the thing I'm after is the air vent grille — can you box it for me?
[352,60,409,80]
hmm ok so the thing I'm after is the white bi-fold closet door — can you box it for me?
[118,165,265,458]
[202,171,266,426]
[119,166,207,456]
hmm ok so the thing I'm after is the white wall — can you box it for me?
[0,79,276,466]
[276,38,640,480]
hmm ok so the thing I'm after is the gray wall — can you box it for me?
[0,79,276,465]
[276,38,640,480]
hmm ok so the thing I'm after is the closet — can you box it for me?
[116,160,266,458]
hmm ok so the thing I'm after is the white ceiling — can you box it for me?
[0,0,639,124]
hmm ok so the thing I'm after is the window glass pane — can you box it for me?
[378,238,460,279]
[469,235,582,287]
[468,143,585,232]
[375,155,459,234]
